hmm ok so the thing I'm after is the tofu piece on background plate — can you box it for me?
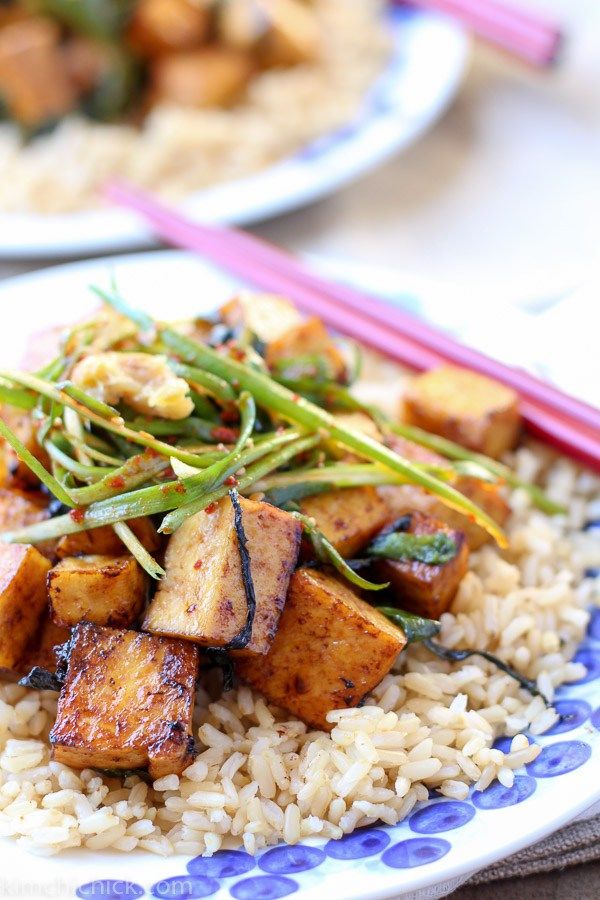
[299,486,390,559]
[144,496,302,656]
[48,554,147,628]
[402,366,521,459]
[50,623,199,778]
[237,567,407,730]
[370,512,469,620]
[0,543,50,670]
[18,614,71,679]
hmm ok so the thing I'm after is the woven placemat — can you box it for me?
[467,815,600,884]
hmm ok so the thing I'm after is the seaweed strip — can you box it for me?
[424,639,550,706]
[226,488,257,650]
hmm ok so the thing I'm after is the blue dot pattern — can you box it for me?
[409,801,475,834]
[527,740,592,777]
[382,838,451,869]
[187,850,256,878]
[592,707,600,730]
[230,875,298,899]
[76,882,145,899]
[259,846,325,875]
[150,875,219,898]
[472,776,537,810]
[570,649,600,684]
[542,700,592,735]
[325,828,390,859]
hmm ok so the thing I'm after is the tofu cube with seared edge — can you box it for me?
[299,486,390,559]
[403,366,521,459]
[48,555,147,628]
[236,567,407,730]
[143,496,302,656]
[0,543,50,670]
[50,623,199,778]
[18,614,71,680]
[369,512,469,620]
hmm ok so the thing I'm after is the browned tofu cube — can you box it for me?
[237,567,406,730]
[266,317,347,382]
[50,623,199,778]
[371,512,469,620]
[1,407,51,489]
[380,436,510,550]
[56,517,160,559]
[127,0,210,57]
[144,497,301,655]
[220,293,303,345]
[0,18,78,128]
[403,366,521,459]
[0,543,50,669]
[150,47,253,108]
[48,555,147,628]
[19,614,71,678]
[300,486,390,558]
[258,0,320,67]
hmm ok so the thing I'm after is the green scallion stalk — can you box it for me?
[69,449,171,505]
[56,381,123,422]
[0,382,37,410]
[45,439,113,481]
[111,521,165,580]
[291,511,388,592]
[149,329,507,545]
[169,362,237,404]
[381,421,565,516]
[0,419,74,507]
[160,433,322,532]
[1,431,314,546]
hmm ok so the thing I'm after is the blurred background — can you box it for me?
[254,0,600,306]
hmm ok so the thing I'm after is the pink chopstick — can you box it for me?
[396,0,562,67]
[105,179,600,471]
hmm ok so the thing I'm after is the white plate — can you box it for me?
[0,7,469,260]
[0,250,598,900]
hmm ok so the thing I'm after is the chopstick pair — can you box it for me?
[395,0,562,67]
[105,180,600,472]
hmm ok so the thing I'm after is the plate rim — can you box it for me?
[0,250,597,900]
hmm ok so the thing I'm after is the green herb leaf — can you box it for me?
[368,531,458,565]
[376,607,441,644]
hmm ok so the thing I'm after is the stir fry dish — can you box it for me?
[0,288,595,857]
[0,0,322,132]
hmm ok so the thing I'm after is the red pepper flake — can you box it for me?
[193,560,203,570]
[291,393,301,402]
[174,483,186,494]
[205,501,218,514]
[146,448,160,458]
[69,508,85,523]
[108,475,125,489]
[230,346,245,361]
[224,475,238,486]
[211,425,238,443]
[220,404,240,424]
[160,484,171,494]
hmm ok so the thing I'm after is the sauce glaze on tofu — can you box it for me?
[236,567,407,730]
[50,623,199,779]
